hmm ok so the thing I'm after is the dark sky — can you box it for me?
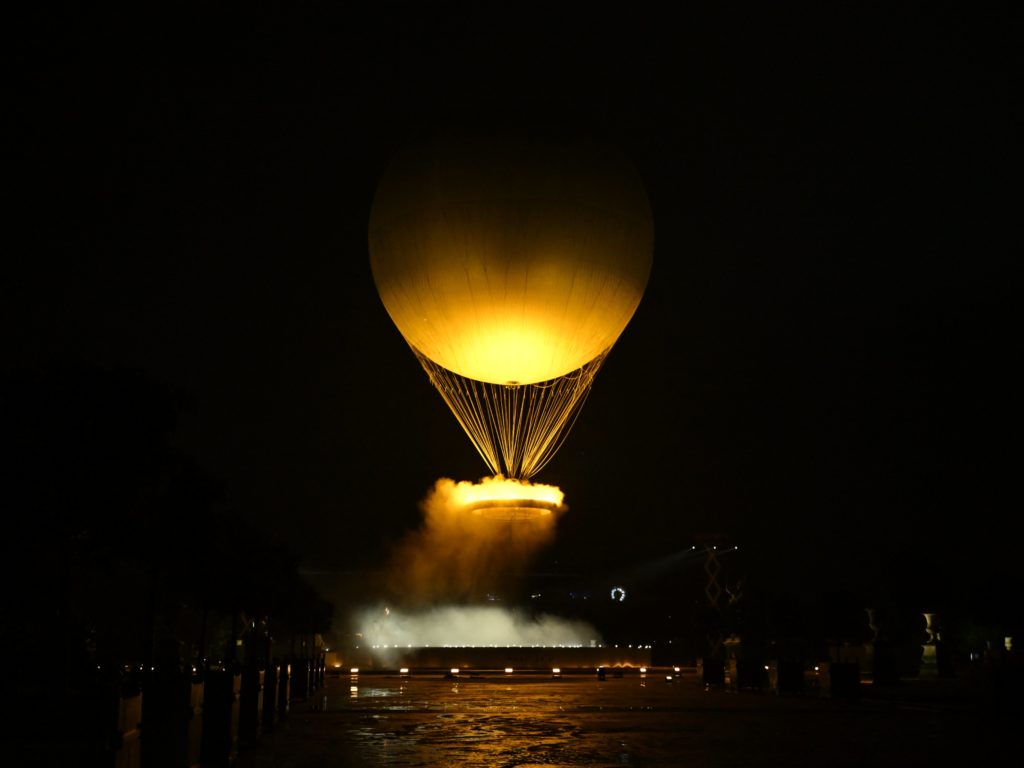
[8,5,1017,612]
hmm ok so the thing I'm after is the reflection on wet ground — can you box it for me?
[237,672,1014,767]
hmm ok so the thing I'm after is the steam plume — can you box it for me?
[383,476,562,605]
[350,476,602,653]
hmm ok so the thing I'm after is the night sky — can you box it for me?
[8,5,1017,621]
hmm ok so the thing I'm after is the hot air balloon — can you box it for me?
[369,130,653,481]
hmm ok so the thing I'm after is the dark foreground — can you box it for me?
[235,670,1017,768]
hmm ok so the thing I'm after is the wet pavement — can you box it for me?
[235,669,1017,767]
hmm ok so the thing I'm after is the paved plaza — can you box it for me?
[235,668,1017,768]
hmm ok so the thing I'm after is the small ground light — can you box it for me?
[450,668,460,675]
[504,667,514,674]
[551,667,561,677]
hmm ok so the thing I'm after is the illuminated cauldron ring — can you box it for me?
[466,498,566,521]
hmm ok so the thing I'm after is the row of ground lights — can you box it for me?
[347,665,685,676]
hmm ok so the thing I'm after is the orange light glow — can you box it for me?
[369,134,653,479]
[370,136,653,386]
[451,475,566,520]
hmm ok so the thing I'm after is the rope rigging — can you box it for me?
[417,349,606,479]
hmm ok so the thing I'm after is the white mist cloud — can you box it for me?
[354,604,602,648]
[353,477,598,657]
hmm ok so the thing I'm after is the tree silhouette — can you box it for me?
[1,362,331,695]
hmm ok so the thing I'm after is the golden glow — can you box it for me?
[369,136,653,386]
[381,478,564,605]
[450,475,563,507]
[450,475,566,520]
[369,136,652,478]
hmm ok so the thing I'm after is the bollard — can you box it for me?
[139,669,192,768]
[187,675,203,768]
[262,662,278,734]
[316,654,326,690]
[114,685,143,768]
[200,668,241,768]
[238,663,264,749]
[290,656,310,701]
[277,662,291,722]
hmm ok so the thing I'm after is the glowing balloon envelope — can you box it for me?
[369,132,653,479]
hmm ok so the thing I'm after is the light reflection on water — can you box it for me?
[315,673,690,767]
[238,672,1006,768]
